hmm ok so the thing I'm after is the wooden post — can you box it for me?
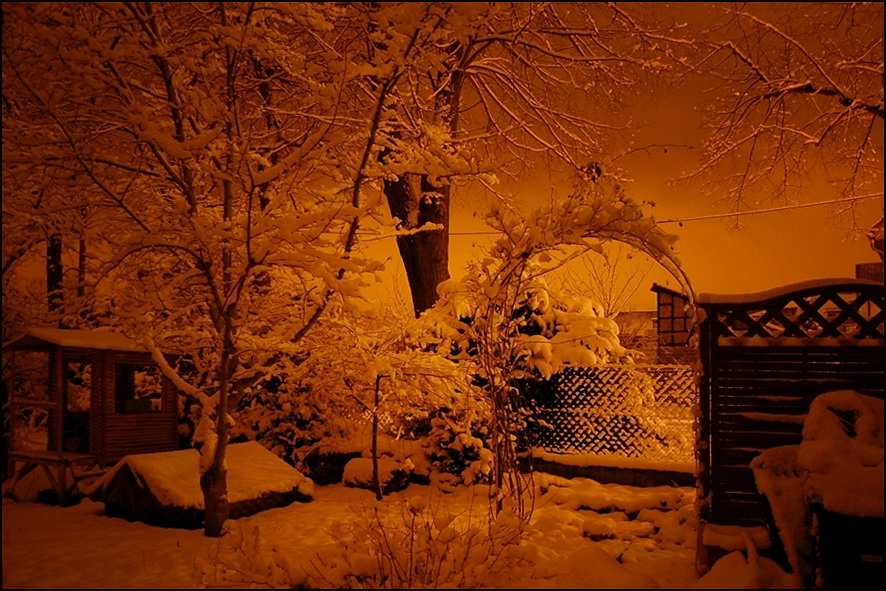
[696,302,714,574]
[58,460,68,505]
[371,374,383,501]
[6,349,16,480]
[51,350,64,454]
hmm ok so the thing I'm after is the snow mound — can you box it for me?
[88,442,313,526]
[342,457,411,495]
[695,550,800,589]
[798,390,884,518]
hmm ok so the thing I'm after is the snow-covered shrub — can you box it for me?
[309,495,528,589]
[197,493,533,589]
[196,520,297,589]
[412,176,687,517]
[415,264,630,511]
[425,404,494,484]
[230,379,329,466]
[426,275,628,378]
[229,311,478,484]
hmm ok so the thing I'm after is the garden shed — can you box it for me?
[695,278,884,569]
[4,327,179,502]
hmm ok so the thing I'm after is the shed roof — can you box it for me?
[650,283,689,299]
[4,327,147,353]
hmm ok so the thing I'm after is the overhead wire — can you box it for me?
[444,193,883,235]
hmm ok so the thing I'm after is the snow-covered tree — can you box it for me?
[689,3,884,222]
[366,2,884,310]
[554,243,654,319]
[2,2,404,536]
[360,2,688,315]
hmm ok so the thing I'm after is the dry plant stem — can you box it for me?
[372,374,383,502]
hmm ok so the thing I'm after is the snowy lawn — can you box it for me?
[2,472,791,589]
[3,475,712,589]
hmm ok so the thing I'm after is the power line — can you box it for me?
[445,193,883,235]
[655,193,883,224]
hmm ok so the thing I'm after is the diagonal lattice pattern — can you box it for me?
[528,365,697,464]
[713,287,884,341]
[698,280,884,527]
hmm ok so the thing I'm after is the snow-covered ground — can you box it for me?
[9,390,881,589]
[2,472,791,589]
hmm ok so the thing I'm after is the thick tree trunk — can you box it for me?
[380,43,462,317]
[384,177,450,316]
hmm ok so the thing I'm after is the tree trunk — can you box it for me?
[200,356,232,537]
[46,233,63,318]
[385,177,451,316]
[371,374,382,501]
[200,454,229,537]
[77,235,87,298]
[381,45,462,317]
[201,314,234,537]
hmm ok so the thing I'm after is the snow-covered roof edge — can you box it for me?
[3,327,147,353]
[650,282,690,299]
[697,277,883,306]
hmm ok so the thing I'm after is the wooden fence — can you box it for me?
[697,279,885,527]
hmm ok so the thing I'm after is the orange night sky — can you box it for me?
[369,71,884,313]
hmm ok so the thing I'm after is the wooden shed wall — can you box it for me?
[92,351,178,464]
[6,335,180,467]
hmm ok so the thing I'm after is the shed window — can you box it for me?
[115,363,164,414]
[65,359,91,413]
[657,295,692,346]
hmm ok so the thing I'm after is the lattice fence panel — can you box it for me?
[529,365,697,464]
[712,286,884,342]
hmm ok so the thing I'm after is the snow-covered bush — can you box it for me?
[413,176,687,517]
[309,496,528,589]
[229,376,329,466]
[425,403,494,484]
[196,520,296,589]
[197,493,532,589]
[424,275,627,380]
[228,311,481,486]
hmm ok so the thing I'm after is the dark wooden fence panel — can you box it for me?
[699,280,884,527]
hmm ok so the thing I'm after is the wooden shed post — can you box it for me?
[50,350,64,454]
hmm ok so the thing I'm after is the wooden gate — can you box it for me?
[697,279,884,528]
